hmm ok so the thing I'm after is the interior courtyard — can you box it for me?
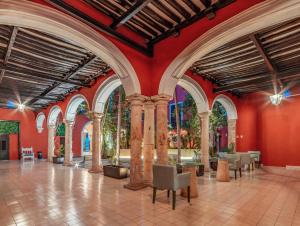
[0,0,300,225]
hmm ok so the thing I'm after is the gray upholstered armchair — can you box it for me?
[240,153,255,170]
[152,164,191,210]
[227,156,242,179]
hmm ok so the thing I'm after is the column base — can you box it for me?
[124,183,147,191]
[88,167,103,173]
[143,180,153,187]
[63,162,73,167]
[204,167,210,172]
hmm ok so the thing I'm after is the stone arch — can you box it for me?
[47,105,62,126]
[92,75,122,113]
[65,94,89,122]
[0,0,140,96]
[159,0,299,96]
[177,75,209,113]
[36,112,46,133]
[212,95,237,120]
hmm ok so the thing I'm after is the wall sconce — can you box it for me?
[270,94,283,105]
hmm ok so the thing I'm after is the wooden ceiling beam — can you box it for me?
[0,27,18,83]
[183,0,200,13]
[214,72,300,93]
[249,34,280,94]
[110,0,153,29]
[27,55,98,106]
[165,0,191,19]
[45,0,153,57]
[0,65,89,87]
[149,0,235,45]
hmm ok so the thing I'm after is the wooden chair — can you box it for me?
[22,147,34,162]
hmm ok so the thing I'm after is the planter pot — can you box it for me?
[52,156,64,164]
[196,164,205,176]
[37,152,43,159]
[103,165,128,179]
[210,160,218,171]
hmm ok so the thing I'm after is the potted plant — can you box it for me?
[103,155,128,179]
[193,149,204,176]
[52,145,64,164]
[209,147,218,171]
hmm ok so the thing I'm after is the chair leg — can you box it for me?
[234,170,237,180]
[239,168,242,177]
[187,186,190,203]
[172,190,176,210]
[152,187,156,204]
[167,190,170,198]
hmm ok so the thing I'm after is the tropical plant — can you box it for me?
[56,123,65,136]
[58,144,65,157]
[182,92,201,149]
[193,149,201,163]
[102,86,130,159]
[0,121,19,134]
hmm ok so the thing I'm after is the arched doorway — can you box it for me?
[64,94,89,166]
[47,105,62,162]
[81,121,93,157]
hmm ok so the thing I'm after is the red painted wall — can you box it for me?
[72,114,90,157]
[9,134,18,160]
[0,108,48,159]
[253,90,300,167]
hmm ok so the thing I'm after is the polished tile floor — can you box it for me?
[0,161,299,226]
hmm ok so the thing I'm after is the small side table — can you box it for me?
[216,159,230,182]
[180,163,199,198]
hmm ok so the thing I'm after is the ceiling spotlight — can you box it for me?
[270,94,283,105]
[17,103,25,112]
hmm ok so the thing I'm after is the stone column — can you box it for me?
[228,119,237,152]
[64,120,74,166]
[143,100,155,186]
[47,125,56,162]
[89,112,104,173]
[124,94,147,190]
[152,95,171,165]
[199,112,210,171]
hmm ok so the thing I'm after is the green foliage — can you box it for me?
[181,92,201,149]
[58,144,65,157]
[0,121,19,134]
[193,149,201,163]
[56,123,65,136]
[102,86,130,158]
[76,102,89,115]
[210,102,227,132]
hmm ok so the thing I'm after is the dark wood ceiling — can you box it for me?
[0,25,109,110]
[45,0,235,56]
[192,17,300,95]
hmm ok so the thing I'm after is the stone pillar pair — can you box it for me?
[127,94,170,188]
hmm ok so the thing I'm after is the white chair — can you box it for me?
[22,147,34,162]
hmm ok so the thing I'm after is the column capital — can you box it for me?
[126,94,148,106]
[151,94,172,105]
[198,111,211,119]
[228,118,237,123]
[144,100,155,109]
[63,119,75,127]
[47,124,56,129]
[88,111,104,120]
